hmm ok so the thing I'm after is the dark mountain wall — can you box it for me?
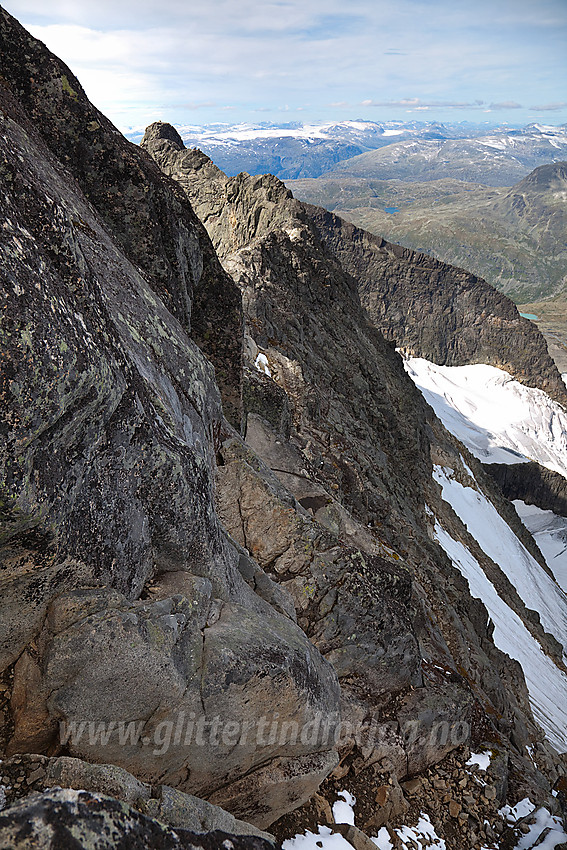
[305,206,567,406]
[288,161,567,306]
[486,462,567,517]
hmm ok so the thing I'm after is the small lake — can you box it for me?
[384,207,399,214]
[519,312,539,321]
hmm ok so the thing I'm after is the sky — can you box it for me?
[4,0,567,132]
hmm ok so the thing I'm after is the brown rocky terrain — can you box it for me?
[0,9,566,849]
[140,123,567,842]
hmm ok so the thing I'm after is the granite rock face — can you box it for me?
[0,8,340,827]
[0,9,242,427]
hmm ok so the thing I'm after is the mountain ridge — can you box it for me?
[0,12,566,849]
[288,159,567,310]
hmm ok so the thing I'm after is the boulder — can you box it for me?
[8,587,340,824]
[0,788,275,850]
[0,754,274,840]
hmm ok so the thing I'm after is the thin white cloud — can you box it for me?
[362,98,486,109]
[4,0,566,130]
[489,101,522,109]
[530,102,567,111]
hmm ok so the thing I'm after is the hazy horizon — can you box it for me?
[3,0,567,132]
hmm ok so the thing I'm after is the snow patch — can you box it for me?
[332,790,356,825]
[391,813,446,849]
[500,797,537,823]
[283,826,355,850]
[499,798,567,849]
[371,829,393,850]
[404,358,567,476]
[466,751,492,771]
[254,352,272,377]
[433,466,567,657]
[512,808,567,849]
[432,517,567,752]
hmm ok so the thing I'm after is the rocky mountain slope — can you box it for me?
[1,9,566,849]
[141,122,567,840]
[0,5,339,828]
[288,160,567,306]
[305,205,567,406]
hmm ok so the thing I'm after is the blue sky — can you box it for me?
[4,0,567,132]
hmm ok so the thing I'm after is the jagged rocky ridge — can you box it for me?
[141,124,567,829]
[143,126,567,408]
[0,11,566,849]
[288,159,567,308]
[306,207,567,407]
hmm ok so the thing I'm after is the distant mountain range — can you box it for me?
[127,120,567,182]
[318,124,567,186]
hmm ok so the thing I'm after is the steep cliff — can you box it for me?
[141,122,567,846]
[486,462,567,518]
[0,7,339,828]
[0,8,242,427]
[1,15,566,849]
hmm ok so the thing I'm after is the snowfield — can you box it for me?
[433,515,567,753]
[513,501,567,594]
[403,358,567,476]
[433,466,567,658]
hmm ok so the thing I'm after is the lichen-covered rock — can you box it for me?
[7,582,339,821]
[0,12,340,825]
[0,788,276,850]
[0,754,274,840]
[0,8,242,427]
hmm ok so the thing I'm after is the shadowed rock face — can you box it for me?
[0,9,340,825]
[486,462,567,517]
[304,206,567,407]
